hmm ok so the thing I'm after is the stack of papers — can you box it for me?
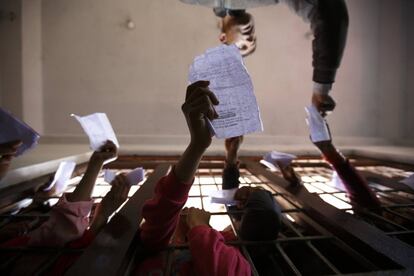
[0,108,40,156]
[209,188,238,205]
[305,105,331,142]
[72,113,119,151]
[43,161,76,194]
[188,44,263,139]
[261,151,297,171]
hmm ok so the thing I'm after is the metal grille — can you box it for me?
[0,156,413,275]
[0,166,154,275]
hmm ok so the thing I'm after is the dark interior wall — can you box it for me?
[404,0,414,142]
[0,0,22,117]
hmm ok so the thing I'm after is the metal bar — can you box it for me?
[242,159,414,270]
[275,243,302,275]
[167,235,334,249]
[359,171,414,194]
[306,241,340,274]
[66,164,171,276]
[164,248,175,276]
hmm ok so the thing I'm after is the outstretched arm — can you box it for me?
[27,141,118,247]
[140,80,219,251]
[282,0,349,113]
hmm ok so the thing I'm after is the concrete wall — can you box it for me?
[1,0,412,148]
[404,0,414,142]
[0,1,23,118]
[0,0,43,133]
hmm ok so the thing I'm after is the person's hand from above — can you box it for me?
[276,162,301,186]
[225,136,243,159]
[182,80,219,151]
[98,174,131,219]
[186,207,211,229]
[312,93,336,116]
[91,140,118,164]
[234,186,264,209]
[0,140,23,180]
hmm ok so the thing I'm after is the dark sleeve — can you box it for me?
[310,0,349,83]
[282,0,349,84]
[222,163,240,190]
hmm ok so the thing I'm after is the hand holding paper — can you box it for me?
[261,151,297,171]
[188,44,263,139]
[72,113,119,151]
[104,167,145,186]
[209,188,239,205]
[305,105,331,142]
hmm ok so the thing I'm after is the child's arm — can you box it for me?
[67,140,118,202]
[140,80,219,251]
[88,174,131,235]
[27,141,118,247]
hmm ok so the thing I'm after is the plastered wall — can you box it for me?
[1,0,413,148]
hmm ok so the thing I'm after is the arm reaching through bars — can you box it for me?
[140,80,219,251]
[312,134,381,210]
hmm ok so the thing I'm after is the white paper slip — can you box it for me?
[305,105,331,142]
[180,0,276,10]
[188,44,263,139]
[126,167,145,185]
[209,188,238,205]
[72,113,119,151]
[262,151,297,170]
[104,169,117,184]
[43,161,76,194]
[329,171,346,191]
[400,174,414,190]
[0,108,40,156]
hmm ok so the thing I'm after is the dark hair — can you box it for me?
[239,190,281,241]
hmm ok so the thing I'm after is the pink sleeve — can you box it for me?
[188,225,251,276]
[28,194,93,247]
[140,171,192,251]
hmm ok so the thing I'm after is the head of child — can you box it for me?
[236,188,282,259]
[217,10,257,57]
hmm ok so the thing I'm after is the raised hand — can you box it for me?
[181,80,219,151]
[91,140,118,165]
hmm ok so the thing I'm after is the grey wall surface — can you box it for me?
[0,0,22,118]
[1,0,413,147]
[404,0,414,142]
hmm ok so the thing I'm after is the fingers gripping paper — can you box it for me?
[261,151,297,171]
[305,105,331,142]
[188,44,263,139]
[72,113,119,151]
